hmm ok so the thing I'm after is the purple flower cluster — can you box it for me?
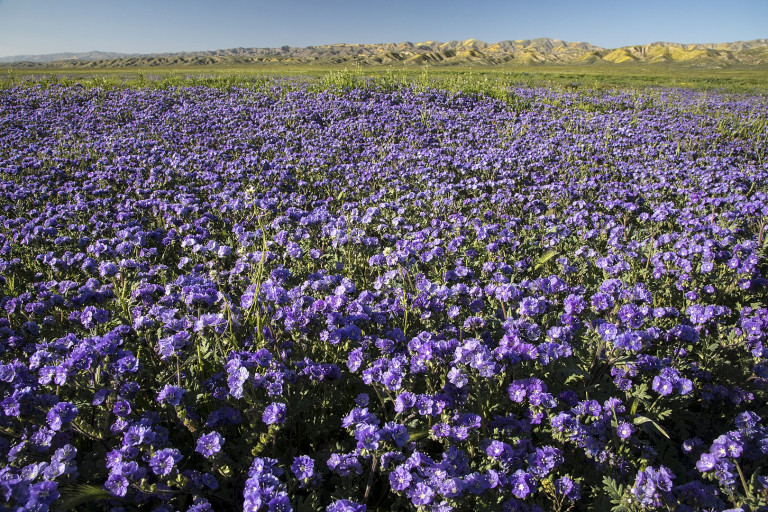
[694,412,768,497]
[0,81,766,510]
[631,465,675,508]
[244,457,290,511]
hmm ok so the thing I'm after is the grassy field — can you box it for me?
[2,62,768,94]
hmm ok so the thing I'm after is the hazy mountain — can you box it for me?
[0,51,137,63]
[2,38,767,68]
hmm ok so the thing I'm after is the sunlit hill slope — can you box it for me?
[2,38,767,68]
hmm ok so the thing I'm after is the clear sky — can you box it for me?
[0,0,765,58]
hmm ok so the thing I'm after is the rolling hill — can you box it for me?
[1,38,767,68]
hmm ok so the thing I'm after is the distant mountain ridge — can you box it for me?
[2,38,767,67]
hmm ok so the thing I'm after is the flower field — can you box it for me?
[0,81,767,511]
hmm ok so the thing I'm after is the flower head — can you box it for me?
[196,432,224,457]
[263,402,287,425]
[291,455,315,481]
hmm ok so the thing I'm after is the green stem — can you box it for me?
[734,459,754,503]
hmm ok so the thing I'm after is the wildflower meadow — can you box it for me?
[0,80,767,511]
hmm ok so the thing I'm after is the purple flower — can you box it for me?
[447,367,468,388]
[697,453,718,472]
[347,347,365,372]
[631,465,675,508]
[327,453,362,477]
[591,292,614,311]
[263,402,287,425]
[719,435,743,458]
[285,242,303,259]
[113,400,132,417]
[508,382,527,402]
[486,440,508,458]
[554,476,580,500]
[463,316,486,331]
[149,448,183,476]
[196,432,224,457]
[27,480,59,510]
[390,465,413,492]
[409,482,435,506]
[188,498,214,512]
[157,384,185,406]
[382,422,409,448]
[616,422,634,439]
[509,470,533,498]
[267,494,291,511]
[652,376,674,396]
[291,455,314,480]
[394,392,416,413]
[439,477,466,498]
[227,365,249,399]
[99,261,119,277]
[326,499,366,512]
[105,473,129,497]
[734,411,760,429]
[194,313,227,333]
[355,424,381,451]
[714,459,737,488]
[80,305,110,329]
[123,425,153,446]
[47,402,78,431]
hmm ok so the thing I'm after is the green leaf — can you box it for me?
[564,373,583,386]
[535,249,559,270]
[631,382,652,402]
[57,485,115,510]
[634,415,670,439]
[602,476,623,499]
[409,429,429,442]
[602,476,630,512]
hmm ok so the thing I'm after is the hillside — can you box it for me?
[2,38,767,68]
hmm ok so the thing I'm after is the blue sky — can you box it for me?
[0,0,765,57]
